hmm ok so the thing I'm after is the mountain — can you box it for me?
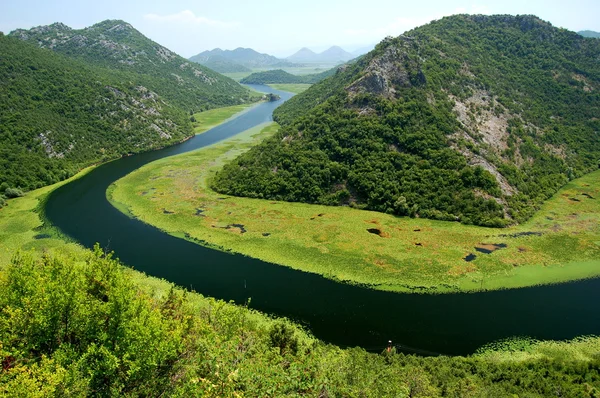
[286,46,354,63]
[189,53,251,73]
[240,68,337,84]
[578,30,600,38]
[319,46,354,63]
[189,47,298,69]
[286,47,318,63]
[0,35,192,191]
[9,20,256,112]
[212,15,600,227]
[1,21,257,193]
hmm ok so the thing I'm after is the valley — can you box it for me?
[1,9,600,397]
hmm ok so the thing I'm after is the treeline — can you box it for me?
[240,67,337,85]
[2,248,599,397]
[214,15,600,226]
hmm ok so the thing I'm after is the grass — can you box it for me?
[268,83,312,94]
[192,103,259,134]
[108,123,600,293]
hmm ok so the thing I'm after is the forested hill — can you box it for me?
[579,30,600,38]
[9,20,257,112]
[0,35,195,191]
[240,68,337,84]
[213,15,600,227]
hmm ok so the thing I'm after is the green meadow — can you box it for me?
[192,103,258,134]
[268,83,312,94]
[109,122,600,293]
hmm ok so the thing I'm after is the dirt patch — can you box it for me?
[569,197,581,202]
[226,224,247,234]
[518,247,528,252]
[496,231,542,238]
[475,243,507,254]
[367,228,390,238]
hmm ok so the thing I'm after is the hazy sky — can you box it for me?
[2,1,599,58]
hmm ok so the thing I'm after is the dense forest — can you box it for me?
[240,67,338,84]
[0,22,258,200]
[2,248,599,397]
[9,20,257,113]
[213,15,600,226]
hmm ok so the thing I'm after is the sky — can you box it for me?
[1,0,599,58]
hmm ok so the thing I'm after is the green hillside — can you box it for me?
[240,67,337,84]
[10,20,257,113]
[213,15,600,227]
[0,35,195,192]
[0,21,259,198]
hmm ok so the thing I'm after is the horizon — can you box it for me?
[1,0,599,59]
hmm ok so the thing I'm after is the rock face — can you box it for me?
[347,37,425,99]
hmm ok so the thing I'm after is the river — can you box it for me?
[44,85,600,355]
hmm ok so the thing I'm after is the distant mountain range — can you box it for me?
[578,30,600,38]
[287,46,355,64]
[189,48,298,73]
[240,67,337,85]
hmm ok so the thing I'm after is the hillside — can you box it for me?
[0,21,258,194]
[189,47,298,69]
[188,53,250,73]
[0,35,197,192]
[239,67,337,84]
[213,15,600,227]
[9,20,256,112]
[579,30,600,38]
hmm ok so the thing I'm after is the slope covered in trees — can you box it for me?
[213,15,600,226]
[0,22,258,196]
[2,248,600,396]
[239,67,337,84]
[9,20,256,113]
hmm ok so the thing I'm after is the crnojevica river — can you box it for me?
[43,85,600,355]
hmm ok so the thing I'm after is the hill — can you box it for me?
[189,53,251,73]
[287,46,354,63]
[239,68,337,84]
[189,47,298,69]
[1,21,257,194]
[579,30,600,38]
[212,15,600,227]
[9,20,256,113]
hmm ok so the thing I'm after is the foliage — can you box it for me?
[190,54,251,73]
[240,67,337,84]
[1,21,259,192]
[10,20,258,114]
[214,15,600,226]
[1,248,600,397]
[110,122,600,293]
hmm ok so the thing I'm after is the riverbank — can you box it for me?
[109,122,600,293]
